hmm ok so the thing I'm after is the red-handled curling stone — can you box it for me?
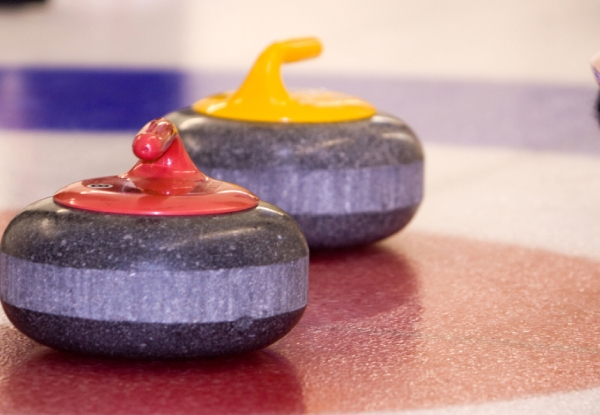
[0,118,308,359]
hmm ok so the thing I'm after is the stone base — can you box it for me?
[3,302,304,359]
[294,205,419,249]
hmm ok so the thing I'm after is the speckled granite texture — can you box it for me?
[2,198,306,270]
[166,109,424,248]
[0,198,309,358]
[3,303,304,358]
[204,164,422,215]
[0,254,307,323]
[293,206,419,248]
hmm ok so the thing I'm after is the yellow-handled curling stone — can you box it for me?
[167,37,423,248]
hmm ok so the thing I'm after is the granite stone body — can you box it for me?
[0,198,309,358]
[167,109,424,248]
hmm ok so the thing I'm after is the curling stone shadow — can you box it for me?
[302,244,421,326]
[0,331,304,415]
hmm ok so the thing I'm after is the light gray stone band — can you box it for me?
[205,162,423,215]
[0,253,308,324]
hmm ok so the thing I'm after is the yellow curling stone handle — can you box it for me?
[192,37,376,123]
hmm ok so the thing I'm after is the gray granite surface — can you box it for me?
[205,163,422,216]
[167,111,422,169]
[1,253,307,323]
[1,198,307,270]
[167,110,424,248]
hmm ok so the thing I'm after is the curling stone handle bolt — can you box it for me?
[126,118,207,182]
[133,118,179,161]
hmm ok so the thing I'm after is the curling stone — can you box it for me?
[0,118,308,359]
[166,37,423,249]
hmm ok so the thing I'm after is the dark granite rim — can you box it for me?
[3,302,305,359]
[294,205,420,249]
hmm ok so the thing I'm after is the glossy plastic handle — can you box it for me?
[126,119,204,181]
[192,37,376,123]
[54,118,259,215]
[271,37,322,64]
[229,37,321,107]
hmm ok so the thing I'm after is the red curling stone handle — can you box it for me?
[53,118,260,216]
